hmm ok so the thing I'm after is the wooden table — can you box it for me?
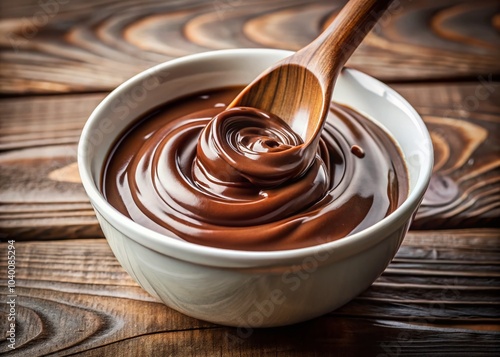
[1,0,499,355]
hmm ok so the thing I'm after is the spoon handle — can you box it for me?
[296,0,394,80]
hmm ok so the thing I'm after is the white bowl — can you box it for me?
[78,49,433,327]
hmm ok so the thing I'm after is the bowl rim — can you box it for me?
[78,48,434,267]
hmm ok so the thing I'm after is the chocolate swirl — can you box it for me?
[103,87,408,251]
[195,107,315,187]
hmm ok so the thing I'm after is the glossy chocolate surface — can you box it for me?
[102,87,408,251]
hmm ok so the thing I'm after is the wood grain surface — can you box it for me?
[0,0,499,94]
[0,0,499,355]
[0,229,499,356]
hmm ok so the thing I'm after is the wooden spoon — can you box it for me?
[228,0,394,164]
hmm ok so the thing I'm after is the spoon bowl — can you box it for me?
[230,65,325,143]
[229,0,395,163]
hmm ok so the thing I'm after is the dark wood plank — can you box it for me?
[0,229,498,356]
[1,81,498,239]
[0,0,498,94]
[395,81,500,229]
[0,1,498,356]
[0,93,105,238]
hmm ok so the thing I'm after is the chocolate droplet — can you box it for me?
[351,145,365,158]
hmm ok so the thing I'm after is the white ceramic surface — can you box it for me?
[78,49,433,327]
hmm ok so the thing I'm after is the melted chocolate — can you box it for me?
[102,87,408,251]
